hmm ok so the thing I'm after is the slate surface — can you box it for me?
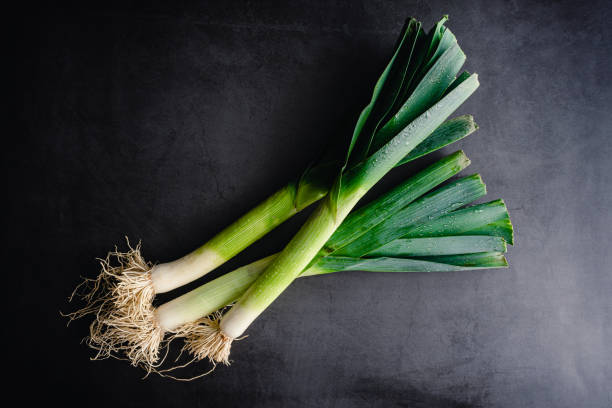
[12,1,612,407]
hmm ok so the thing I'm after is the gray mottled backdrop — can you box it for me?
[12,1,611,407]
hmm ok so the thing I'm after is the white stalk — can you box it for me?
[150,248,225,294]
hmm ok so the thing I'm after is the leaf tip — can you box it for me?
[455,150,471,168]
[501,255,509,268]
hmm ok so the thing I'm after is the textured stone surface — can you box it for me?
[12,1,611,407]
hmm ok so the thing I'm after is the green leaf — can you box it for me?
[381,16,455,125]
[339,73,480,201]
[463,218,515,246]
[310,252,507,274]
[296,114,477,213]
[367,235,507,257]
[348,19,422,165]
[396,115,478,166]
[383,16,452,122]
[382,25,428,126]
[336,173,487,256]
[343,19,419,169]
[297,114,478,215]
[412,252,508,268]
[403,199,514,245]
[442,71,471,97]
[330,19,421,217]
[420,16,451,73]
[370,38,466,153]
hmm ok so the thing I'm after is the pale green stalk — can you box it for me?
[149,184,322,293]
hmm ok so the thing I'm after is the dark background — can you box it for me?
[11,1,612,407]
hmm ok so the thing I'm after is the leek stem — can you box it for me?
[149,183,322,293]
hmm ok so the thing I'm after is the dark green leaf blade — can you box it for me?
[412,252,508,268]
[339,73,480,200]
[309,252,507,275]
[463,218,515,245]
[367,236,507,257]
[348,19,422,165]
[442,71,471,97]
[396,115,478,167]
[403,199,514,245]
[343,18,419,168]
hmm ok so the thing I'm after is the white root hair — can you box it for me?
[65,239,165,373]
[176,311,234,366]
